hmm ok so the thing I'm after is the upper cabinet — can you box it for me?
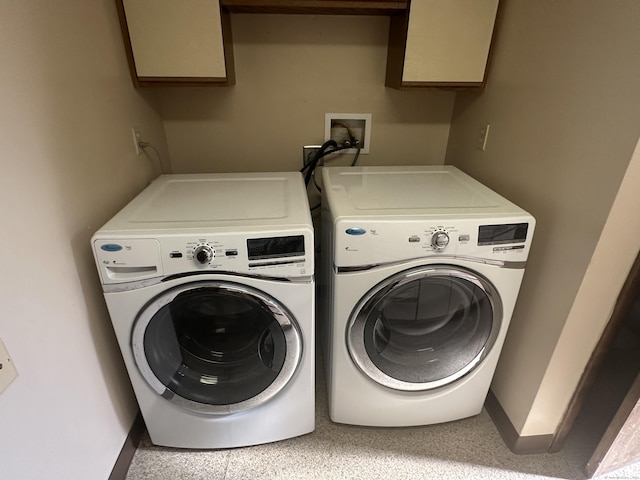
[385,0,500,89]
[115,0,499,90]
[115,0,235,87]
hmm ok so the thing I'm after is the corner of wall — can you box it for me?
[485,390,555,454]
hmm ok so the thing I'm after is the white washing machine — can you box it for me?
[320,166,535,427]
[92,172,314,448]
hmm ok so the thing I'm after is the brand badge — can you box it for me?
[100,243,123,252]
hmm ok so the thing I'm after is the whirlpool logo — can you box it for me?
[345,228,366,236]
[100,243,123,252]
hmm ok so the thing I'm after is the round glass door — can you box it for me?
[347,265,502,391]
[132,281,302,414]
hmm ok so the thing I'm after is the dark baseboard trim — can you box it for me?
[109,412,145,480]
[485,389,555,454]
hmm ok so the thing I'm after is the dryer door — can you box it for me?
[132,281,302,414]
[347,265,502,391]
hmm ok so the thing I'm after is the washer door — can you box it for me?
[132,281,302,414]
[347,265,502,391]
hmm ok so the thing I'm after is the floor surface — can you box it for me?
[125,359,640,480]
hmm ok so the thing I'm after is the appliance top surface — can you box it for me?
[322,166,530,219]
[96,172,312,235]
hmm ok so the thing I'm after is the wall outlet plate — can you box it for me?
[325,113,371,154]
[0,338,18,395]
[132,127,143,156]
[477,123,490,151]
[303,145,322,167]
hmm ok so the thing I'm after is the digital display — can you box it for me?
[478,223,529,246]
[247,235,305,260]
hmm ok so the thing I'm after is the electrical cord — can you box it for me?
[331,121,357,144]
[139,141,164,174]
[301,140,335,171]
[312,168,322,192]
[351,144,362,166]
[301,140,336,186]
[330,122,362,166]
[306,142,362,191]
[300,142,360,185]
[301,135,363,216]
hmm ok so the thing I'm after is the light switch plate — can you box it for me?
[0,338,18,395]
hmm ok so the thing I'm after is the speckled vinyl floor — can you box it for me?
[125,357,640,480]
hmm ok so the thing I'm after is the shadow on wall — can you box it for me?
[69,227,138,430]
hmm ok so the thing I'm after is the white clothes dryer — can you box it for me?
[319,166,535,427]
[92,172,314,448]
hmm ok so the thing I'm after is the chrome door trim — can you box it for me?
[103,272,314,293]
[346,264,503,392]
[336,255,527,274]
[131,280,302,415]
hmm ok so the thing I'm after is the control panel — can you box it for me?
[93,231,313,284]
[334,217,535,267]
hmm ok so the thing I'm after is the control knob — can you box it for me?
[431,231,450,250]
[193,245,214,265]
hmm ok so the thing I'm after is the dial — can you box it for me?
[431,231,450,250]
[193,244,214,265]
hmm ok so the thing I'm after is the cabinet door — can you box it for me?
[117,0,234,87]
[386,0,499,89]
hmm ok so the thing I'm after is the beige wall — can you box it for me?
[157,14,455,173]
[0,1,168,478]
[532,136,640,435]
[446,0,640,437]
[3,5,637,477]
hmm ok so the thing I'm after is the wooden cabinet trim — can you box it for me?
[135,77,231,87]
[220,7,236,85]
[384,9,410,90]
[219,0,407,15]
[392,81,487,91]
[115,0,141,87]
